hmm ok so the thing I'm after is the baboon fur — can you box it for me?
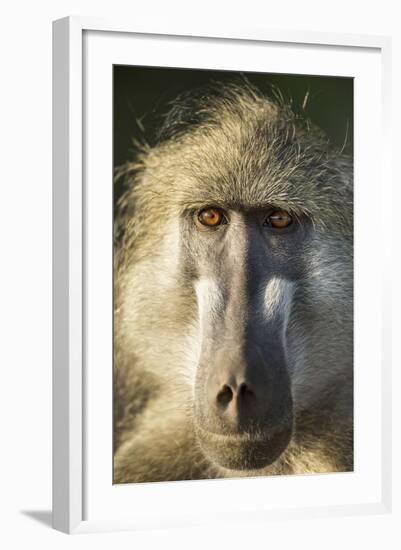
[114,81,353,483]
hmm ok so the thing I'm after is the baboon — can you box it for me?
[113,81,353,483]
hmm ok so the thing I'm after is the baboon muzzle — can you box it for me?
[194,299,294,471]
[192,220,296,470]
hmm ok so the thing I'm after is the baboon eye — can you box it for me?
[264,210,293,229]
[197,207,227,227]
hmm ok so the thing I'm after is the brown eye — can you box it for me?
[266,210,293,229]
[198,207,226,227]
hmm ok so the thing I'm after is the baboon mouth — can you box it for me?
[195,424,292,471]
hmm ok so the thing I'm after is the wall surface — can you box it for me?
[0,1,399,548]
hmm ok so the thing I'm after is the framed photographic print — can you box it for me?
[52,17,392,534]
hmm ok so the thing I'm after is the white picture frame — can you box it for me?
[52,16,392,534]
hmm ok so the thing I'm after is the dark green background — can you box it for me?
[113,66,353,202]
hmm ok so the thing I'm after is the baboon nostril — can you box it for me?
[239,382,254,398]
[216,382,255,407]
[216,384,233,406]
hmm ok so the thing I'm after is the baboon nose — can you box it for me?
[215,382,260,429]
[216,382,255,407]
[206,351,276,432]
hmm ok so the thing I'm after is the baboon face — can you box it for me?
[118,84,353,475]
[180,205,313,470]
